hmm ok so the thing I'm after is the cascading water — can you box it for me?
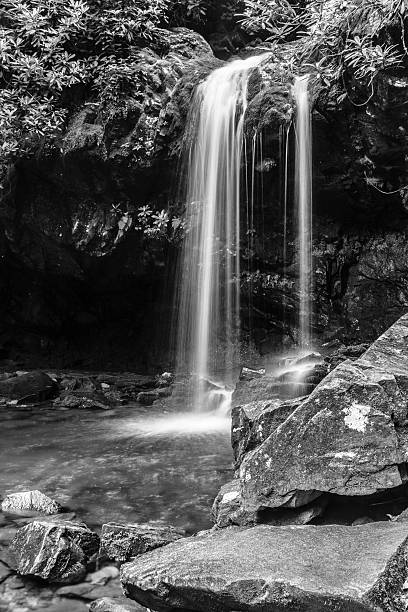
[293,75,313,349]
[175,54,269,412]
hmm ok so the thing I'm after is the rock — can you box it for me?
[86,566,120,585]
[9,519,99,583]
[0,559,12,582]
[136,387,172,406]
[239,313,408,514]
[325,343,370,370]
[56,580,123,600]
[231,375,279,407]
[90,596,146,611]
[121,522,408,612]
[0,371,59,403]
[212,480,249,528]
[54,393,111,410]
[352,517,375,526]
[100,522,184,563]
[2,490,62,516]
[155,372,174,387]
[394,507,408,522]
[231,396,305,468]
[239,366,266,381]
[212,480,327,528]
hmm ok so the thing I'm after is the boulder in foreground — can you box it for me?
[121,522,408,612]
[100,522,184,563]
[9,519,99,583]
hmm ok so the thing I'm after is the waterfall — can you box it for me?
[293,75,313,349]
[175,54,269,411]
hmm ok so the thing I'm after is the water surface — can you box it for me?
[0,404,233,533]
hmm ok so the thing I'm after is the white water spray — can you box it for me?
[293,75,313,349]
[175,54,269,411]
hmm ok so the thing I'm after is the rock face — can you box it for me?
[9,519,99,583]
[121,522,408,612]
[2,490,61,516]
[231,396,305,468]
[0,371,59,403]
[239,313,408,515]
[100,522,184,563]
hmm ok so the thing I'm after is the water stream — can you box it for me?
[174,54,270,411]
[293,75,313,349]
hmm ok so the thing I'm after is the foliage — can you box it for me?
[0,0,171,186]
[135,204,184,241]
[240,0,407,102]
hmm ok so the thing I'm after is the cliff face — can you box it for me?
[2,24,408,369]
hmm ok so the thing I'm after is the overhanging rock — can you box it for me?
[239,313,408,513]
[121,522,408,612]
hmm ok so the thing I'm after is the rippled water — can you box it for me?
[0,404,233,533]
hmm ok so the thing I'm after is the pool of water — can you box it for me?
[0,404,233,534]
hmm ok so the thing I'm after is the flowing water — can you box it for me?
[175,54,270,411]
[293,75,313,348]
[0,403,232,533]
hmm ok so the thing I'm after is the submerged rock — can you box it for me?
[9,519,99,583]
[121,522,408,612]
[0,371,59,403]
[239,313,408,514]
[100,522,184,563]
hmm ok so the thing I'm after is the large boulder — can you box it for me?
[238,313,408,514]
[100,522,184,563]
[0,371,59,403]
[121,522,408,612]
[9,519,99,583]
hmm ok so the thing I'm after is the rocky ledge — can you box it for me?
[121,521,408,612]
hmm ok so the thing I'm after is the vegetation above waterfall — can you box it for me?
[1,0,406,177]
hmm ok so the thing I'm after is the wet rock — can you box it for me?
[232,396,305,467]
[232,375,279,407]
[54,392,111,410]
[239,366,266,381]
[121,522,408,612]
[9,519,99,583]
[2,490,62,516]
[90,596,147,611]
[100,522,184,563]
[325,343,370,370]
[155,372,174,387]
[240,313,408,514]
[0,371,59,403]
[136,387,172,406]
